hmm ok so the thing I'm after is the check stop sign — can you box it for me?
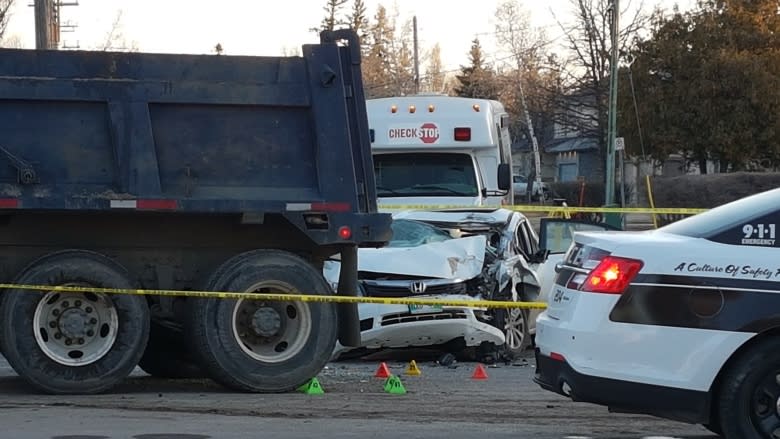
[419,123,439,144]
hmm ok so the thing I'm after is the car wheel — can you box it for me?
[716,337,780,438]
[493,308,531,360]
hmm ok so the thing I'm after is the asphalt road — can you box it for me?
[0,351,718,439]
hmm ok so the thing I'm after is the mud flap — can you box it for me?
[336,245,361,347]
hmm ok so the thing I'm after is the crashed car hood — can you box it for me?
[325,235,487,281]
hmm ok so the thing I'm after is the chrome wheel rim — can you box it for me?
[231,281,312,363]
[32,286,118,366]
[504,308,526,350]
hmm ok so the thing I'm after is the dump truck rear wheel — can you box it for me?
[185,249,337,393]
[0,250,149,394]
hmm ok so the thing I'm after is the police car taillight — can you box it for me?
[581,256,643,294]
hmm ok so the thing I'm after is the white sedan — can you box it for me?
[533,187,780,439]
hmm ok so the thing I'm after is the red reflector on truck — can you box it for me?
[286,202,351,212]
[0,198,19,208]
[311,202,350,212]
[581,256,643,294]
[454,127,471,141]
[110,199,177,210]
[550,352,565,362]
[137,199,178,210]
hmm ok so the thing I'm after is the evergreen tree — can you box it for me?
[454,38,499,99]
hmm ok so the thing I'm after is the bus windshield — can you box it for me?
[373,152,479,197]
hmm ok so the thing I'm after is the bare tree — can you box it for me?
[98,9,139,52]
[423,43,445,93]
[551,0,649,164]
[0,0,15,44]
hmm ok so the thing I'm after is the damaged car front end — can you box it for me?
[325,209,548,362]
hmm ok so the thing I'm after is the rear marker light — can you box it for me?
[581,256,643,294]
[454,127,471,141]
[137,199,178,210]
[338,226,352,240]
[550,352,565,362]
[0,198,19,208]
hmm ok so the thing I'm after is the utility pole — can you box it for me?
[34,0,57,49]
[604,0,619,206]
[413,15,420,94]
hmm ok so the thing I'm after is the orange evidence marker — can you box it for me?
[471,363,489,380]
[374,362,392,378]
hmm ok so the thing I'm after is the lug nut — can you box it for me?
[77,338,84,345]
[75,300,82,307]
[86,330,94,337]
[54,333,62,340]
[52,309,60,316]
[62,301,69,308]
[90,318,97,324]
[65,339,72,346]
[85,307,93,313]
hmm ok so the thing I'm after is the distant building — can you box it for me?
[511,90,603,184]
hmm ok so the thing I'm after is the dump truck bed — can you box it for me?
[0,32,379,219]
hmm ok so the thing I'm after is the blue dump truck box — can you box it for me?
[0,29,392,395]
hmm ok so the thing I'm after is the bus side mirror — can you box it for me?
[497,164,511,191]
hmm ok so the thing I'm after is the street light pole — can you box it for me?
[605,0,619,206]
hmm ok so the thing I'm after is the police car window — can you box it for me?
[658,188,780,245]
[708,210,780,248]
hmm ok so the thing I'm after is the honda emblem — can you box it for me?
[409,280,427,294]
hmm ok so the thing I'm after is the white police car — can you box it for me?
[533,187,780,439]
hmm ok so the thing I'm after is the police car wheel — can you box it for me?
[717,337,780,439]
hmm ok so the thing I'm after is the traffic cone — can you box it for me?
[297,377,325,395]
[471,363,489,380]
[404,360,422,376]
[383,374,407,394]
[374,362,391,378]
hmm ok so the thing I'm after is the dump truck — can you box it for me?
[0,29,392,394]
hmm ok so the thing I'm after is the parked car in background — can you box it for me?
[513,174,550,202]
[325,208,557,362]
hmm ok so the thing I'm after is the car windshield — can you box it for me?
[658,187,780,238]
[387,219,453,248]
[513,175,527,183]
[374,152,479,197]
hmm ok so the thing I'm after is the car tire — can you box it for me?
[493,308,531,360]
[716,337,780,439]
[185,249,338,393]
[0,250,149,394]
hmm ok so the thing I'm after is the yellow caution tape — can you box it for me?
[380,204,708,215]
[0,283,548,310]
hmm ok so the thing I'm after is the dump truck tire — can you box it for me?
[0,250,149,394]
[185,249,337,393]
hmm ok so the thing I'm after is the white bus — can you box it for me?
[368,94,514,209]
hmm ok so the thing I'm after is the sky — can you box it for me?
[4,0,696,72]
